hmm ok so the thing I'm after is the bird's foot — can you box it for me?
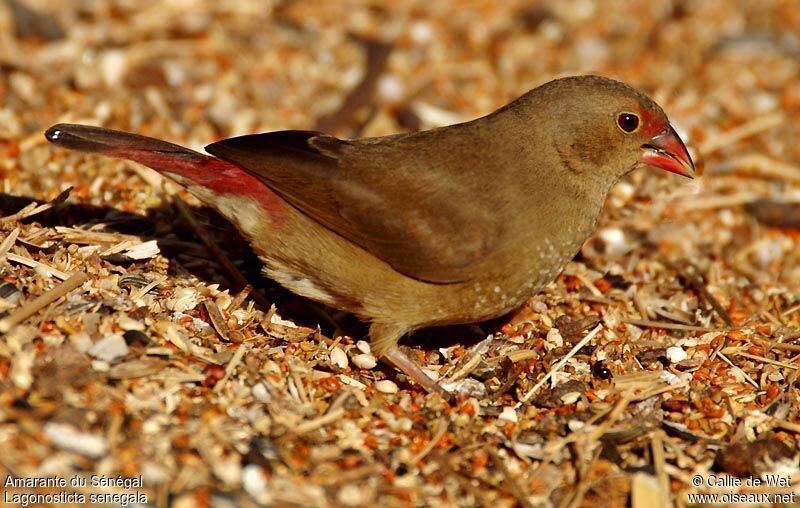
[382,345,451,401]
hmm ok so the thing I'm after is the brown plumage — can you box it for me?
[45,75,694,397]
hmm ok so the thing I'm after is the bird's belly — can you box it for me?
[205,192,586,332]
[450,235,585,323]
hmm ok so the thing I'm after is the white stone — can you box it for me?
[252,382,271,403]
[242,464,272,505]
[377,74,404,102]
[409,21,433,43]
[212,454,242,486]
[43,422,108,458]
[88,334,128,362]
[100,49,126,87]
[598,227,632,256]
[117,315,145,331]
[666,346,688,363]
[498,406,518,423]
[567,420,587,432]
[337,483,375,507]
[69,332,93,353]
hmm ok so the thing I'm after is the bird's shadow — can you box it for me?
[0,193,496,350]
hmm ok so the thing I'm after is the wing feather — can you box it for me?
[205,128,502,283]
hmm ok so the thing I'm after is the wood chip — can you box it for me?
[0,271,87,333]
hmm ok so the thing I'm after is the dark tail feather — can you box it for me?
[44,123,216,178]
[45,124,288,217]
[45,123,200,157]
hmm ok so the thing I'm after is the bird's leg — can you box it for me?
[382,345,450,399]
[370,322,451,399]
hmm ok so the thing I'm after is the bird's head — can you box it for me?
[525,75,695,182]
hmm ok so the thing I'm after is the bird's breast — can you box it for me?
[468,219,592,316]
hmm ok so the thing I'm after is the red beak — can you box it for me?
[641,126,695,178]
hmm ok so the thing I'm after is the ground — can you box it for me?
[1,0,799,507]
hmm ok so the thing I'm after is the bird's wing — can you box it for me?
[205,129,503,283]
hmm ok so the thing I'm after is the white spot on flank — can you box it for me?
[493,286,501,293]
[264,263,335,305]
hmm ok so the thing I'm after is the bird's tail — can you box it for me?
[44,123,285,216]
[46,123,212,173]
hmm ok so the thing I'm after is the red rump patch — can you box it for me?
[111,147,287,225]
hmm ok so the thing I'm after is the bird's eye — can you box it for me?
[616,112,641,133]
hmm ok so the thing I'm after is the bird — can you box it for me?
[45,75,694,397]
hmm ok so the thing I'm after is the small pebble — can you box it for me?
[498,406,518,423]
[611,181,635,202]
[337,483,375,507]
[377,74,404,102]
[69,332,93,353]
[374,379,398,394]
[10,350,34,390]
[100,49,127,87]
[666,346,688,363]
[9,72,38,104]
[597,227,632,256]
[241,464,272,505]
[212,454,242,486]
[91,360,110,372]
[88,334,129,362]
[252,382,271,403]
[351,353,377,369]
[567,420,587,432]
[409,21,433,43]
[117,315,145,331]
[43,422,108,458]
